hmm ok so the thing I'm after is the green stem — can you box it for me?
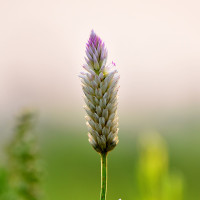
[100,152,107,200]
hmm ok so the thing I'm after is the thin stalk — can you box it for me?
[100,152,107,200]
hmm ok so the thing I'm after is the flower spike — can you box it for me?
[80,30,119,153]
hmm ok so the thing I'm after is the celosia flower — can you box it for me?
[80,30,119,153]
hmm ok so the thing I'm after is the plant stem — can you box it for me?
[100,152,107,200]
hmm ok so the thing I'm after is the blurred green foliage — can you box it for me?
[39,122,200,200]
[0,167,9,199]
[0,111,41,200]
[137,132,184,200]
[1,114,200,200]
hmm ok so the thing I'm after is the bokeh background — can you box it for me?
[0,0,200,199]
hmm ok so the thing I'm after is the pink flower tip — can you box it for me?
[112,61,116,66]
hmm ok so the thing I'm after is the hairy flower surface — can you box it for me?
[80,30,119,153]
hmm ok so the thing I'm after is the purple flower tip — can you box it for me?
[90,29,96,37]
[87,30,102,49]
[112,61,116,66]
[85,30,108,71]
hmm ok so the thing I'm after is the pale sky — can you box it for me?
[0,0,200,120]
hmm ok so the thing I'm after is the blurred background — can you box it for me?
[0,0,200,199]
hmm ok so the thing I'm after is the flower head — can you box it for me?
[80,30,119,153]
